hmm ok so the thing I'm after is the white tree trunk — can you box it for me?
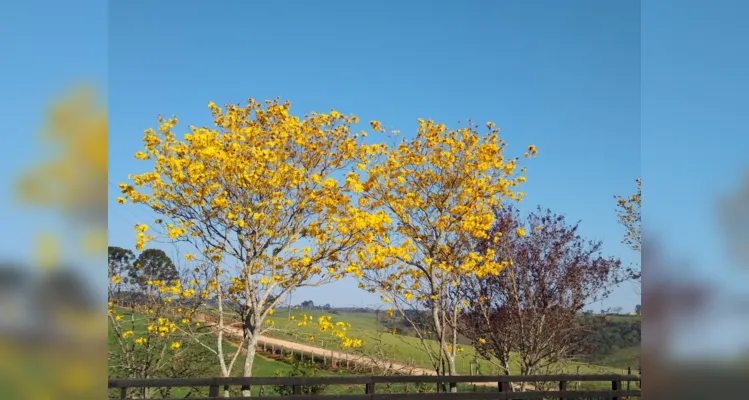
[241,331,258,397]
[446,352,458,392]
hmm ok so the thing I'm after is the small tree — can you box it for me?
[460,205,622,382]
[614,178,641,286]
[130,248,179,289]
[356,118,536,388]
[108,246,135,304]
[117,98,377,394]
[615,178,641,252]
[108,264,204,398]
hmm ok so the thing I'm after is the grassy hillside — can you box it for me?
[588,346,640,370]
[603,314,641,323]
[265,308,624,376]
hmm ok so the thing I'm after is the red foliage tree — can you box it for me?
[459,205,623,379]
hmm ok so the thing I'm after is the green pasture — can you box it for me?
[109,306,639,396]
[263,309,626,376]
[108,308,503,396]
[588,346,641,370]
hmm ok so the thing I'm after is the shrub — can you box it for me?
[273,361,328,396]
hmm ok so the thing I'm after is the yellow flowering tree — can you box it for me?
[118,98,382,389]
[615,178,641,283]
[355,118,536,383]
[615,178,641,252]
[108,264,209,398]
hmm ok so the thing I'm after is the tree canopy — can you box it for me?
[355,118,536,380]
[460,205,623,376]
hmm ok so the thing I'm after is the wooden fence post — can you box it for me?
[639,365,642,389]
[627,367,632,391]
[612,378,622,400]
[119,387,127,399]
[365,382,375,394]
[208,385,219,398]
[559,380,567,400]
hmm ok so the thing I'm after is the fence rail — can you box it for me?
[109,374,641,399]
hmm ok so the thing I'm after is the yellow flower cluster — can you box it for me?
[293,313,361,348]
[446,345,465,353]
[146,317,177,337]
[352,117,535,310]
[145,279,196,300]
[119,98,392,298]
[340,337,363,348]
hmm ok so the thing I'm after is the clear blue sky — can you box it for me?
[108,0,641,311]
[1,0,747,360]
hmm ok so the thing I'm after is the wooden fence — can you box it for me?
[109,374,641,399]
[256,339,385,373]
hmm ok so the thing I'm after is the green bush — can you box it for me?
[273,360,328,396]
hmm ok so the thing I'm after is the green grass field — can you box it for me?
[264,308,629,376]
[588,346,640,370]
[108,307,299,397]
[108,308,505,396]
[108,307,294,377]
[603,314,641,323]
[108,307,639,396]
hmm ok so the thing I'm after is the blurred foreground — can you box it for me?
[0,82,106,399]
[642,239,749,399]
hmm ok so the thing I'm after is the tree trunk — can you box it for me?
[501,359,511,376]
[447,354,458,392]
[241,332,258,397]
